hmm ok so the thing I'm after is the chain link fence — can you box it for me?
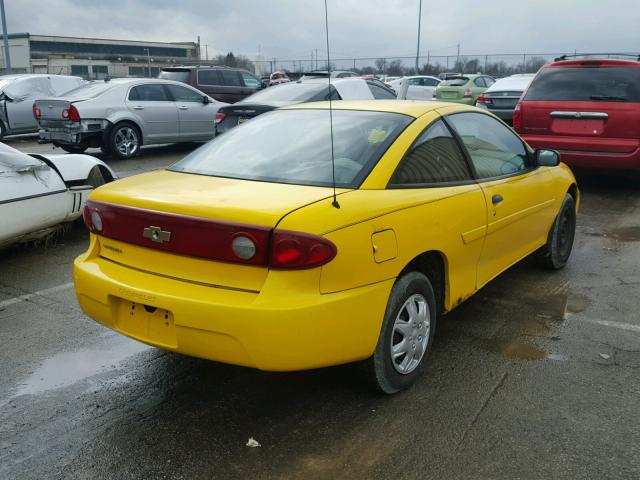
[253,52,639,78]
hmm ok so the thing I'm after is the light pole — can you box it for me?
[415,0,422,75]
[0,0,11,74]
[143,48,151,77]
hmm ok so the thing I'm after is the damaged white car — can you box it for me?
[0,142,116,249]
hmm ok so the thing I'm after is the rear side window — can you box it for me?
[241,72,261,88]
[474,77,486,87]
[128,84,169,101]
[525,66,640,102]
[198,70,223,86]
[389,120,472,186]
[447,112,529,179]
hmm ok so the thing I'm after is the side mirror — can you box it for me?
[203,96,211,104]
[535,149,560,167]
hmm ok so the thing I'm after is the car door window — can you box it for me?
[447,112,530,179]
[220,70,242,86]
[166,84,204,102]
[474,77,486,88]
[128,84,169,101]
[424,78,440,87]
[408,78,421,86]
[197,70,223,86]
[241,72,262,88]
[389,119,473,186]
[368,83,396,99]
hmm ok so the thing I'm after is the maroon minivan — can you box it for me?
[515,57,640,172]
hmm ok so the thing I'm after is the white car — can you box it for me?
[0,74,84,139]
[34,78,226,159]
[0,142,116,249]
[475,74,535,124]
[388,76,441,100]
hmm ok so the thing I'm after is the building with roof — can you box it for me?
[1,33,199,79]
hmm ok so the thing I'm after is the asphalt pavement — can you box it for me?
[1,137,639,480]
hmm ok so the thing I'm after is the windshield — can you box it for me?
[440,77,469,86]
[61,81,116,99]
[159,70,190,82]
[240,82,329,104]
[525,67,640,101]
[169,109,412,188]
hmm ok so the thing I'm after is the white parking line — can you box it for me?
[582,318,640,334]
[0,282,74,309]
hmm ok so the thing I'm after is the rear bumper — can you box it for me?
[476,105,514,122]
[523,134,640,171]
[73,250,392,371]
[437,97,474,105]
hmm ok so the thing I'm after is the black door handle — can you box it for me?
[492,194,503,205]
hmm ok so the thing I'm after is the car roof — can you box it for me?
[282,99,464,118]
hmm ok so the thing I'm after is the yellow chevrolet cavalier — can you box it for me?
[74,101,578,393]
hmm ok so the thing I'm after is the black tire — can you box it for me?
[86,166,107,188]
[0,121,5,140]
[365,272,437,394]
[58,144,88,154]
[536,193,576,269]
[108,122,141,159]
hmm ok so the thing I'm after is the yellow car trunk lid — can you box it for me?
[89,170,341,291]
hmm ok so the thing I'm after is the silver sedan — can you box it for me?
[35,78,226,159]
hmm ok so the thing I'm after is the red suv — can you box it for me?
[514,57,640,171]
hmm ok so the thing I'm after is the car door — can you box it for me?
[165,84,215,140]
[446,111,557,287]
[126,84,180,143]
[387,118,487,300]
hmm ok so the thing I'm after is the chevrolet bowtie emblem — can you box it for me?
[143,226,171,243]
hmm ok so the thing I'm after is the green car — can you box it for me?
[434,74,495,105]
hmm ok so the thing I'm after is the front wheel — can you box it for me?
[109,122,141,159]
[365,272,437,394]
[536,193,576,269]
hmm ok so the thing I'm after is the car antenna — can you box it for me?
[324,0,340,209]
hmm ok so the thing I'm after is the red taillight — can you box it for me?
[464,88,473,98]
[215,113,225,124]
[476,94,491,104]
[513,103,522,133]
[62,105,80,122]
[82,200,337,269]
[270,231,337,269]
[32,104,41,119]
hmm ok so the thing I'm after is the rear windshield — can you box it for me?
[241,82,329,103]
[440,77,469,86]
[159,69,190,83]
[169,109,412,188]
[60,81,116,99]
[525,67,640,102]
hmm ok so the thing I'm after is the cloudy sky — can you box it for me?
[7,0,640,62]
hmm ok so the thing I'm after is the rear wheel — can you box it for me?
[536,193,576,269]
[364,272,437,394]
[109,122,141,159]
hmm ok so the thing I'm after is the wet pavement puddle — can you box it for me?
[14,337,149,397]
[608,226,640,242]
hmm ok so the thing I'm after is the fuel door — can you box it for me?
[371,229,397,263]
